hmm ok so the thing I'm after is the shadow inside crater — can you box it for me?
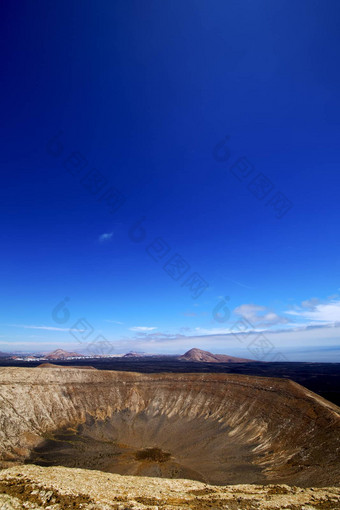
[25,413,264,485]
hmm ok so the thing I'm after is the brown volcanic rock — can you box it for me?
[0,368,339,487]
[45,349,84,359]
[179,347,253,363]
[0,465,339,509]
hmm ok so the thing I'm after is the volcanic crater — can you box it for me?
[0,367,339,487]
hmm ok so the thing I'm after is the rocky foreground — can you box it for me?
[0,464,339,509]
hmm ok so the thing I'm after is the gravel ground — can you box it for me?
[0,464,339,510]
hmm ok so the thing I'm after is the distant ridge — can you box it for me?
[45,349,84,360]
[179,348,253,363]
[38,363,95,369]
[123,351,147,358]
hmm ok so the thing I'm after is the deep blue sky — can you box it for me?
[1,0,340,360]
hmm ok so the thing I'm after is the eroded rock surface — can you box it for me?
[0,368,339,487]
[0,465,340,509]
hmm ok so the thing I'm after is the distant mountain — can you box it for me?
[123,351,147,358]
[179,348,253,363]
[0,351,11,358]
[45,349,84,359]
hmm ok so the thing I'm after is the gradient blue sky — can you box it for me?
[1,0,340,360]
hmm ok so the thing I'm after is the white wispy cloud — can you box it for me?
[129,326,157,332]
[105,320,124,325]
[8,324,73,332]
[98,232,113,242]
[286,298,340,324]
[194,327,236,335]
[0,341,82,347]
[233,303,289,327]
[223,277,255,290]
[301,297,320,309]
